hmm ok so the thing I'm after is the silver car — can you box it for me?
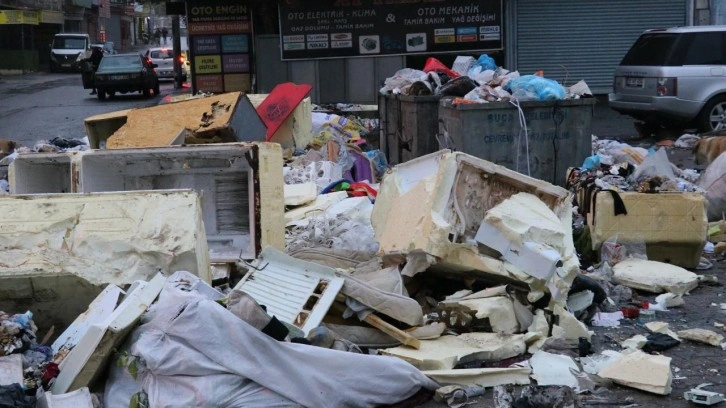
[144,47,188,82]
[609,26,726,135]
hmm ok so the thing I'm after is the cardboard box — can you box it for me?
[589,192,708,268]
[105,92,266,149]
[83,108,132,149]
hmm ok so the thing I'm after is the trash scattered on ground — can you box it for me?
[2,71,726,407]
[598,350,673,395]
[684,383,726,405]
[677,329,725,347]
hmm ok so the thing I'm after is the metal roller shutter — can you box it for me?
[514,0,687,94]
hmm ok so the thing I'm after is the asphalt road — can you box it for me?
[0,71,186,148]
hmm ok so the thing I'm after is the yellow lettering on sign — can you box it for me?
[0,10,39,25]
[194,55,222,74]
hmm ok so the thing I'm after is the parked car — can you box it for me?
[92,53,160,100]
[610,26,726,136]
[144,47,188,82]
[49,33,91,72]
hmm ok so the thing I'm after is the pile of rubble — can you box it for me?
[0,85,725,407]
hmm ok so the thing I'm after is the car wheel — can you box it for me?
[108,91,116,98]
[49,63,57,73]
[697,95,726,133]
[143,87,151,98]
[153,82,160,96]
[97,90,106,101]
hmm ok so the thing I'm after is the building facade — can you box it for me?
[0,0,138,73]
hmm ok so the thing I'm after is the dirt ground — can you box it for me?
[417,140,726,407]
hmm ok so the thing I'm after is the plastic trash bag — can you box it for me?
[698,151,726,220]
[379,68,426,94]
[467,67,496,85]
[504,74,566,101]
[674,133,701,149]
[452,56,477,76]
[422,57,460,79]
[474,54,497,71]
[436,76,479,97]
[629,147,676,184]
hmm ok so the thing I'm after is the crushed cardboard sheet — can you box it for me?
[106,92,266,149]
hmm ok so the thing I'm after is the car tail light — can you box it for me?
[179,55,185,64]
[657,77,677,96]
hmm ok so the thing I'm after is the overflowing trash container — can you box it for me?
[438,97,596,186]
[379,94,441,165]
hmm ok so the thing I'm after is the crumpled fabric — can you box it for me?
[0,384,35,408]
[339,265,424,326]
[105,279,438,408]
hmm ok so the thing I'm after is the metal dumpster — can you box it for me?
[438,98,596,186]
[379,94,441,165]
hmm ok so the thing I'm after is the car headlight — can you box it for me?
[96,74,107,81]
[130,73,140,79]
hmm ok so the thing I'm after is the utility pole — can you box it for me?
[172,15,182,89]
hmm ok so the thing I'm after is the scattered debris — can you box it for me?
[677,329,725,347]
[493,384,581,408]
[612,259,700,295]
[684,383,726,406]
[529,351,581,391]
[598,350,673,395]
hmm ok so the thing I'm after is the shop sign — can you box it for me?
[279,0,503,60]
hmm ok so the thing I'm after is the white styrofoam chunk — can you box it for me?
[613,259,699,295]
[598,350,673,395]
[0,190,210,286]
[52,285,123,355]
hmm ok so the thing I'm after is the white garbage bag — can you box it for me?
[698,152,726,221]
[105,277,438,408]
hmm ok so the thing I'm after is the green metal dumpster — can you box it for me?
[379,94,441,165]
[438,97,596,186]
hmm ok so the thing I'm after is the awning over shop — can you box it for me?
[0,9,39,25]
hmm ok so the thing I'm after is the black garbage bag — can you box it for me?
[642,333,680,353]
[0,384,35,408]
[49,137,86,149]
[436,76,479,97]
[569,274,607,305]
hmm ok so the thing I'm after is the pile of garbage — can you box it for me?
[379,54,593,103]
[568,136,702,194]
[284,111,388,191]
[1,84,726,407]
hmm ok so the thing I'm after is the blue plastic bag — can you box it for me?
[504,75,566,101]
[582,155,600,170]
[475,54,497,71]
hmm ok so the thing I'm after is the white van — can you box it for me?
[50,33,91,72]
